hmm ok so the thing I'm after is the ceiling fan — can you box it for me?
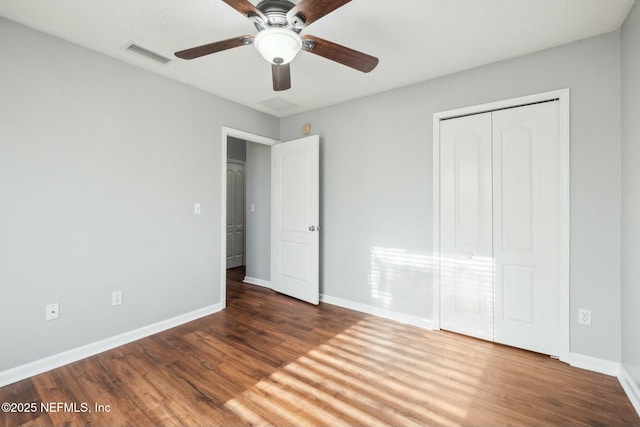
[175,0,379,91]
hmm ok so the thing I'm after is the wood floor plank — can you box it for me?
[1,267,638,426]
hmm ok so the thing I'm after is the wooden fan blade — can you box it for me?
[287,0,352,27]
[272,63,291,91]
[302,35,378,73]
[222,0,268,22]
[175,35,253,59]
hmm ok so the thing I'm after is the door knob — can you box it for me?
[308,226,316,231]
[466,251,474,259]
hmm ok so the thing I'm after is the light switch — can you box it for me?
[250,203,255,213]
[194,203,201,215]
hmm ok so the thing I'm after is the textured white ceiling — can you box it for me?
[0,0,635,117]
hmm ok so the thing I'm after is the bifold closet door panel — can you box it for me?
[492,101,560,357]
[439,112,494,341]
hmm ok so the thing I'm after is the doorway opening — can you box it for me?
[221,127,278,308]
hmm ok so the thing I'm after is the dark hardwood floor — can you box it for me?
[1,268,638,426]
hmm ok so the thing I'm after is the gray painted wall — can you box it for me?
[245,143,271,281]
[281,32,622,361]
[227,137,247,162]
[622,3,640,386]
[0,17,279,371]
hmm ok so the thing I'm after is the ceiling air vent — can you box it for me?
[259,96,299,112]
[125,43,171,65]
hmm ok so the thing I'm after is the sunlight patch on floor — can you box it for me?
[224,318,488,426]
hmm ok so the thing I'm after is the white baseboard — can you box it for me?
[320,294,435,330]
[243,276,272,288]
[619,365,640,416]
[0,303,222,388]
[569,352,621,376]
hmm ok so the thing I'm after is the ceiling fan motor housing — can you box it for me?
[254,0,301,31]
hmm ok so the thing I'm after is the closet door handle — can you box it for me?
[466,251,474,260]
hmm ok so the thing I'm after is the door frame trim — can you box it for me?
[432,88,570,363]
[221,127,279,308]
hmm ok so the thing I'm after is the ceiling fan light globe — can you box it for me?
[254,27,302,65]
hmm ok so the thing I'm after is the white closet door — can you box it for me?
[226,162,245,269]
[440,113,494,340]
[492,102,560,357]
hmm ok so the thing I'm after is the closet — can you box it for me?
[438,99,561,357]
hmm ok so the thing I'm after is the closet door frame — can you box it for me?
[432,88,570,363]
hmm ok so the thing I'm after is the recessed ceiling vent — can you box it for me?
[259,96,299,112]
[125,43,171,65]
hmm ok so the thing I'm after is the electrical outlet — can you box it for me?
[46,302,59,321]
[578,308,591,326]
[112,290,123,306]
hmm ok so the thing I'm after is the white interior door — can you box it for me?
[271,135,320,304]
[492,102,560,356]
[439,113,494,340]
[226,161,245,269]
